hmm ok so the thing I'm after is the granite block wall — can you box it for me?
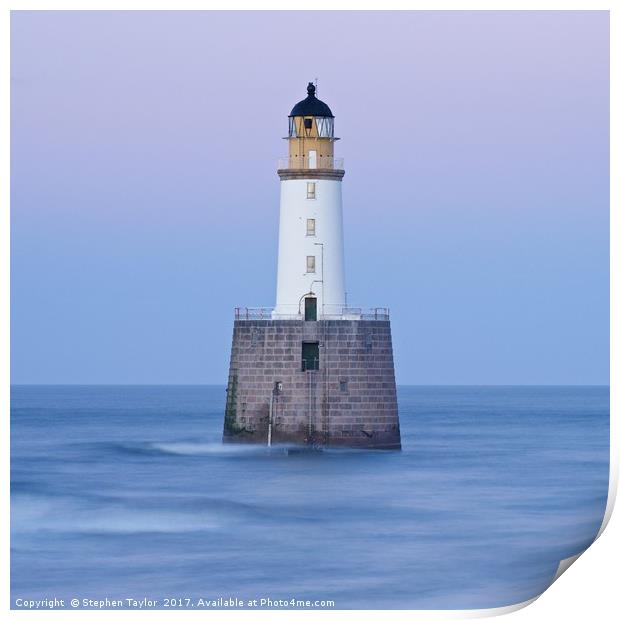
[223,320,401,449]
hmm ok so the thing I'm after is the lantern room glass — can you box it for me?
[288,116,334,138]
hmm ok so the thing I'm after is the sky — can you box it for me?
[10,11,609,385]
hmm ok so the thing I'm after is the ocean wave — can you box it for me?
[146,441,271,456]
[77,439,391,460]
[90,440,289,459]
[11,494,223,535]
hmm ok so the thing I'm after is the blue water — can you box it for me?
[11,386,609,610]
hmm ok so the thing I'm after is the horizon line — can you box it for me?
[9,383,611,388]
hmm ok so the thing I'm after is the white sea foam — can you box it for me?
[147,441,273,456]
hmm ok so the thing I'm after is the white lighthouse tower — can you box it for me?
[273,83,346,320]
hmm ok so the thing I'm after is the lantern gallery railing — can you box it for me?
[277,156,344,171]
[234,307,390,321]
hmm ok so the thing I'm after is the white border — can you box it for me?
[2,2,616,619]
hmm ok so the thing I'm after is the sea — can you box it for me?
[10,385,609,610]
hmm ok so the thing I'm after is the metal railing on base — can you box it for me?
[234,306,390,321]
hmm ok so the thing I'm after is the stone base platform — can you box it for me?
[223,320,401,449]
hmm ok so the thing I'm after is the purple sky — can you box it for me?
[11,11,609,384]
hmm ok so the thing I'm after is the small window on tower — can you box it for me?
[306,219,316,236]
[306,182,316,199]
[306,256,316,273]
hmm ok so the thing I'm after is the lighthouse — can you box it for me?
[224,83,401,449]
[273,82,346,320]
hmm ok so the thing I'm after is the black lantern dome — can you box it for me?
[289,83,334,118]
[288,83,335,139]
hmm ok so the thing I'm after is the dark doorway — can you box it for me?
[304,297,317,321]
[302,342,319,371]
